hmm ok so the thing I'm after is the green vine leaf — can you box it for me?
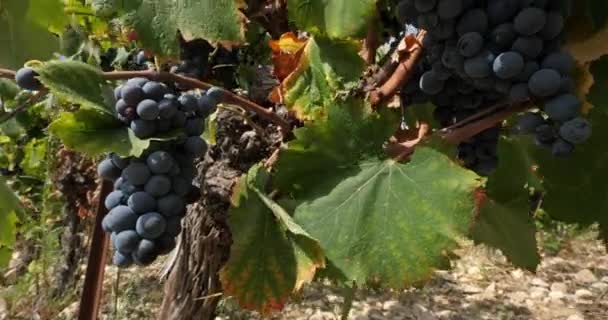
[287,0,377,39]
[49,109,150,157]
[0,177,22,268]
[123,0,245,57]
[275,102,398,196]
[220,164,325,314]
[0,79,20,101]
[588,55,608,114]
[274,37,365,120]
[471,139,541,271]
[22,137,48,179]
[36,60,113,115]
[294,149,481,287]
[0,0,60,68]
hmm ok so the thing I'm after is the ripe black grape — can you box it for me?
[136,99,160,120]
[141,81,166,101]
[437,0,462,20]
[178,94,198,113]
[539,11,564,40]
[528,69,561,97]
[98,158,121,181]
[15,67,42,91]
[157,193,185,217]
[144,175,172,197]
[113,251,133,267]
[136,212,167,239]
[122,162,151,186]
[559,117,592,144]
[541,52,575,75]
[458,32,484,57]
[113,230,141,253]
[121,84,145,106]
[514,7,547,36]
[105,190,126,210]
[105,205,138,232]
[147,151,175,174]
[512,36,543,59]
[493,51,524,79]
[127,191,157,214]
[544,94,581,122]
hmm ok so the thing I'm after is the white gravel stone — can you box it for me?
[551,282,568,293]
[574,269,597,283]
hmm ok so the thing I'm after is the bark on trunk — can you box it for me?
[159,111,281,320]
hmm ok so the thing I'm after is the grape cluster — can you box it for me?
[112,77,221,148]
[97,146,203,267]
[397,0,590,174]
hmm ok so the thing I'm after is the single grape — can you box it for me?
[114,85,123,100]
[464,56,491,79]
[552,139,574,157]
[487,0,520,25]
[559,77,574,94]
[130,119,157,138]
[158,98,179,119]
[142,81,166,101]
[540,11,564,40]
[157,194,185,217]
[514,7,547,36]
[514,112,545,134]
[171,111,188,128]
[528,69,561,97]
[15,67,42,91]
[490,23,516,49]
[136,99,160,120]
[185,117,205,136]
[113,230,141,253]
[132,239,158,266]
[171,176,192,196]
[417,12,440,30]
[115,99,129,115]
[126,77,148,88]
[559,117,591,144]
[493,51,524,79]
[105,190,126,210]
[135,51,147,65]
[114,177,139,195]
[144,175,172,197]
[178,94,198,113]
[514,61,539,82]
[98,158,121,181]
[456,9,488,36]
[512,36,543,59]
[105,205,138,232]
[113,251,133,268]
[121,84,145,106]
[184,136,208,157]
[545,94,581,122]
[535,124,557,144]
[157,119,172,133]
[122,162,151,185]
[457,32,484,57]
[146,151,175,174]
[437,0,462,20]
[197,95,217,117]
[414,0,437,13]
[136,212,167,239]
[205,87,225,106]
[127,191,157,214]
[441,47,464,69]
[541,52,574,75]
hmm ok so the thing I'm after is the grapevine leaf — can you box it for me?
[124,0,245,57]
[528,109,608,234]
[49,109,150,157]
[287,0,377,39]
[0,0,60,68]
[36,60,113,115]
[22,138,48,179]
[0,177,21,267]
[27,0,69,34]
[274,102,399,196]
[272,37,365,120]
[471,139,541,271]
[0,79,19,100]
[220,164,325,314]
[294,148,482,287]
[588,55,608,114]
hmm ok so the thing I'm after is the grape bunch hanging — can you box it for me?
[96,77,221,267]
[397,0,590,175]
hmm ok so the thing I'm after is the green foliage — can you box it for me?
[279,37,365,120]
[287,0,377,39]
[36,60,113,115]
[588,55,608,113]
[0,178,22,268]
[123,0,245,56]
[48,109,150,157]
[220,164,325,314]
[294,149,481,287]
[21,138,48,178]
[0,0,60,68]
[0,79,20,100]
[471,138,541,270]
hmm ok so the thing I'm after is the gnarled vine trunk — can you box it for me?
[159,111,281,320]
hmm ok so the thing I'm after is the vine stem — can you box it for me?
[0,68,291,133]
[102,70,291,133]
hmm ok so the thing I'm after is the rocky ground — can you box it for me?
[4,230,607,320]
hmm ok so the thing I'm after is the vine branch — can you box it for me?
[0,68,291,133]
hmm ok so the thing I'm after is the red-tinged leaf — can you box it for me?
[220,164,325,314]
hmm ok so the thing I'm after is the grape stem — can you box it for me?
[102,70,291,133]
[369,30,427,106]
[0,68,291,134]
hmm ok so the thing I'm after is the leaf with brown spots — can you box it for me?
[220,164,325,314]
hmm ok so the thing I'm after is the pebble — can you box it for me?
[574,269,597,283]
[567,314,585,320]
[549,291,565,300]
[601,276,608,283]
[531,278,549,287]
[551,282,568,293]
[591,282,608,291]
[309,311,335,320]
[382,300,399,310]
[530,287,548,299]
[574,289,593,299]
